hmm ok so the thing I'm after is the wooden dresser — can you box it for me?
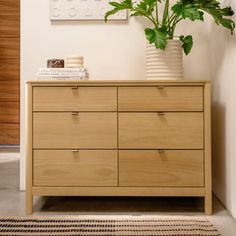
[26,80,212,214]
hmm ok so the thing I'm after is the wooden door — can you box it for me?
[0,0,20,144]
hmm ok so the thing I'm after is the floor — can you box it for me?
[0,150,236,235]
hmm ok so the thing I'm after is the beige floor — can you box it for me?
[0,152,236,235]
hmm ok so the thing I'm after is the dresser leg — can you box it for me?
[26,194,33,215]
[204,193,212,215]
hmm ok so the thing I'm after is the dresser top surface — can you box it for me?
[27,80,210,86]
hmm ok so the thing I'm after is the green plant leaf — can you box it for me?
[195,0,235,34]
[180,35,193,55]
[145,27,168,49]
[105,0,133,22]
[155,27,168,49]
[172,3,204,21]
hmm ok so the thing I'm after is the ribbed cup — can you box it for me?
[146,40,183,80]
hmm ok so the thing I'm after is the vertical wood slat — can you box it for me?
[26,83,33,214]
[0,124,19,144]
[204,82,212,215]
[0,80,20,102]
[0,38,19,58]
[0,16,20,38]
[0,0,20,144]
[0,58,19,80]
[0,102,19,123]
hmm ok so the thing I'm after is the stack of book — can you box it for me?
[37,68,89,80]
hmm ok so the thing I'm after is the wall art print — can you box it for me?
[50,0,127,20]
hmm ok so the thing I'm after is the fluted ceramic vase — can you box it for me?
[146,40,183,80]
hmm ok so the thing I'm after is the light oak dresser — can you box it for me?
[26,80,212,214]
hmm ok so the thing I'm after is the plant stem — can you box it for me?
[156,1,159,25]
[162,0,169,27]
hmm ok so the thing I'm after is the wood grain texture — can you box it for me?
[204,83,212,215]
[119,112,204,149]
[119,150,204,187]
[0,0,20,13]
[33,87,117,111]
[0,80,20,101]
[33,112,117,149]
[118,86,203,111]
[0,123,19,144]
[27,81,211,214]
[0,38,19,58]
[32,186,205,197]
[26,83,33,214]
[0,102,19,123]
[0,59,19,80]
[28,80,209,86]
[33,150,117,187]
[0,14,20,37]
[0,0,20,145]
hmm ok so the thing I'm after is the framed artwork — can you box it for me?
[50,0,127,21]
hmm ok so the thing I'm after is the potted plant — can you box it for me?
[105,0,235,80]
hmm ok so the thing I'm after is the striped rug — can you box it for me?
[0,216,220,236]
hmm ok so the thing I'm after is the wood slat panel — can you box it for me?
[33,112,117,149]
[33,87,117,111]
[0,0,20,13]
[119,86,203,111]
[119,112,204,149]
[0,80,20,101]
[0,102,19,123]
[33,150,118,187]
[119,150,204,187]
[0,124,19,144]
[32,186,205,197]
[0,17,20,38]
[0,38,19,58]
[0,0,20,38]
[0,58,19,80]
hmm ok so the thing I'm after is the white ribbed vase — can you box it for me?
[146,40,183,80]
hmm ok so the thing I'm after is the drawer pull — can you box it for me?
[72,112,79,116]
[72,150,79,153]
[157,112,165,116]
[71,86,79,90]
[157,85,165,90]
[157,150,164,154]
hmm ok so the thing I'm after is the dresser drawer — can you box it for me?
[33,112,117,148]
[119,150,204,187]
[119,112,203,149]
[33,86,117,111]
[118,86,203,111]
[33,150,117,186]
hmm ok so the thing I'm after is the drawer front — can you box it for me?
[33,87,117,111]
[119,113,203,149]
[33,112,117,148]
[119,150,204,187]
[118,86,203,111]
[33,150,117,186]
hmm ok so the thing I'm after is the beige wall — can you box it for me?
[209,0,236,219]
[21,0,236,219]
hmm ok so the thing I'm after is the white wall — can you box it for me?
[209,0,236,219]
[20,0,211,189]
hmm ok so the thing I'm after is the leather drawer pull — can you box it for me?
[157,150,164,154]
[72,112,79,116]
[157,112,165,116]
[71,86,79,90]
[157,85,165,89]
[72,150,79,153]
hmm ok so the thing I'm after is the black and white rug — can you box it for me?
[0,216,220,236]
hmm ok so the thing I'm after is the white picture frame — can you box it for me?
[50,0,127,21]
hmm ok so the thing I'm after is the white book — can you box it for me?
[36,75,88,81]
[39,68,87,72]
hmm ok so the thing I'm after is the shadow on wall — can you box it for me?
[208,1,236,208]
